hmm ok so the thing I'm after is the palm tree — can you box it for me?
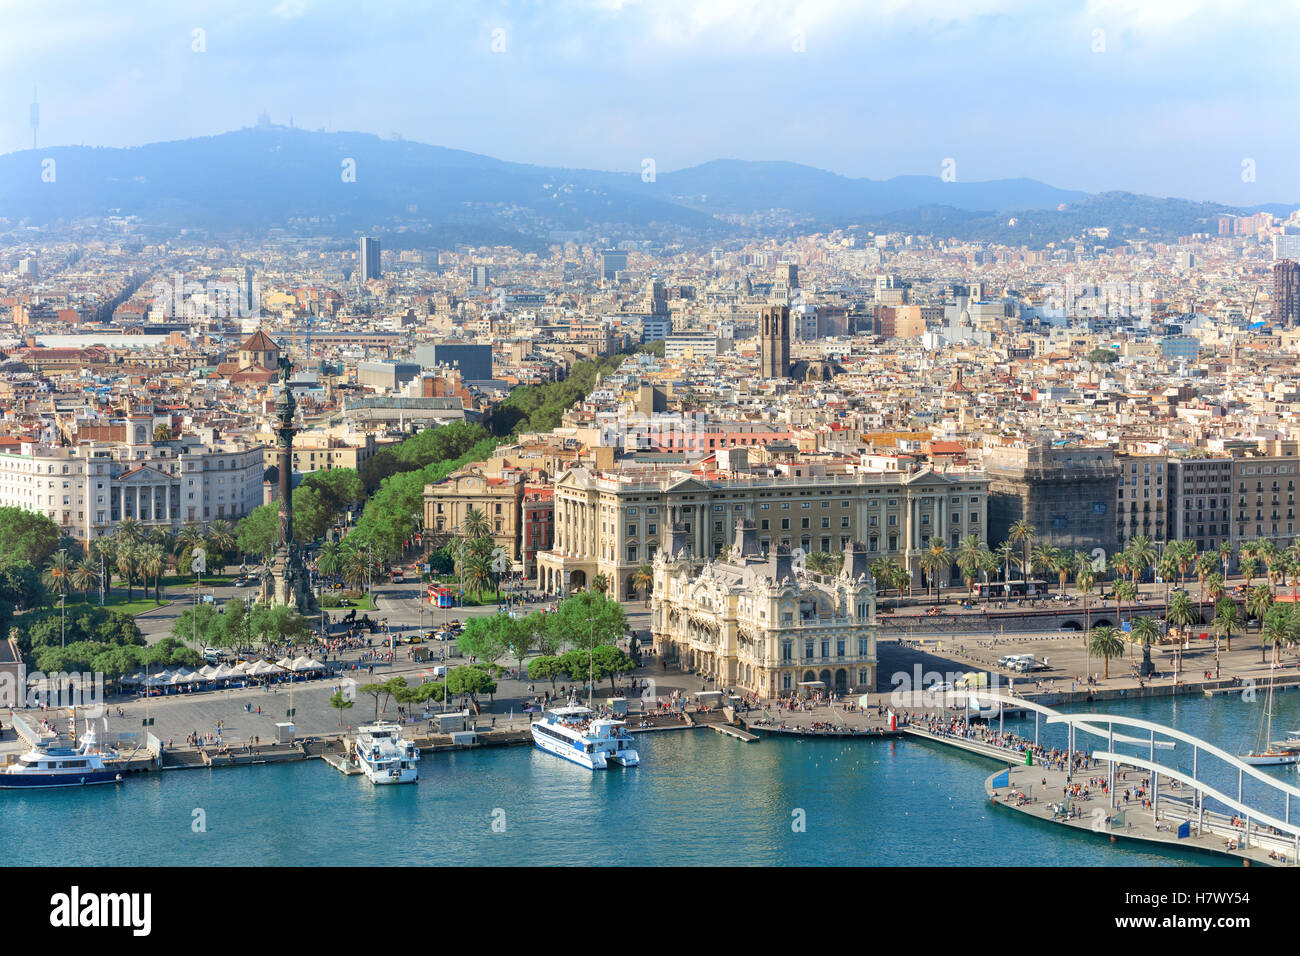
[591,573,610,595]
[71,557,99,603]
[138,542,166,604]
[920,542,952,603]
[632,563,654,602]
[1052,547,1076,596]
[1204,572,1225,610]
[871,558,906,608]
[1007,521,1036,585]
[206,520,237,572]
[461,508,492,542]
[978,550,999,603]
[1246,584,1274,629]
[954,534,991,602]
[1075,553,1096,640]
[1240,556,1259,589]
[115,543,139,603]
[1114,579,1137,627]
[114,517,144,549]
[1260,605,1296,667]
[42,551,72,605]
[806,551,838,575]
[1166,589,1197,657]
[1213,598,1241,653]
[1156,553,1179,607]
[1131,615,1161,676]
[1127,535,1157,591]
[1029,543,1059,594]
[89,537,116,598]
[1089,624,1125,679]
[995,541,1016,597]
[464,551,494,600]
[1169,539,1197,590]
[1217,540,1234,579]
[1194,552,1216,614]
[318,541,345,583]
[342,549,369,592]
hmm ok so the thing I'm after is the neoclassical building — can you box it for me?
[651,521,878,699]
[537,463,988,600]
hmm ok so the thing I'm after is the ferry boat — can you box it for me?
[354,723,420,784]
[530,703,639,770]
[0,722,124,789]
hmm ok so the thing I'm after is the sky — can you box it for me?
[3,0,1299,205]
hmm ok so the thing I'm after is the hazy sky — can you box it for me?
[4,0,1299,205]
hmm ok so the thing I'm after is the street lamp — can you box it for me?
[58,547,67,648]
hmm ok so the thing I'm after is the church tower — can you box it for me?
[759,304,790,379]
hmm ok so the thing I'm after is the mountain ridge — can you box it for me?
[0,127,1292,248]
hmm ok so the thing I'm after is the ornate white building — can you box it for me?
[651,521,878,698]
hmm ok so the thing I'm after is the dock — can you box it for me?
[322,752,362,775]
[713,724,759,742]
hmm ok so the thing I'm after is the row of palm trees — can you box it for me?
[42,518,238,607]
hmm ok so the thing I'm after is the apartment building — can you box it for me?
[1165,457,1233,556]
[1115,453,1168,549]
[0,437,265,542]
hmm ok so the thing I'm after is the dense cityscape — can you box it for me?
[4,3,1299,927]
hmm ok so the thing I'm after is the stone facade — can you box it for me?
[650,524,878,699]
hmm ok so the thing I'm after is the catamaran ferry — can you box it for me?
[0,722,123,789]
[530,703,639,770]
[354,723,420,784]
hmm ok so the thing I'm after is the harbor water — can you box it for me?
[2,693,1292,866]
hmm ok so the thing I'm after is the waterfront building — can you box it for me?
[537,462,988,599]
[650,523,878,698]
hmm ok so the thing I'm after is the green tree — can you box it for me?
[527,654,564,691]
[1261,604,1297,667]
[0,506,62,566]
[1007,521,1035,584]
[237,505,279,560]
[954,534,991,601]
[591,644,637,694]
[329,689,354,726]
[553,591,626,651]
[457,613,512,666]
[446,665,497,708]
[172,602,223,648]
[1246,583,1274,627]
[1088,624,1124,679]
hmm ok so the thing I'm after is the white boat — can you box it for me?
[0,720,123,789]
[354,723,420,784]
[530,703,639,770]
[1241,677,1300,765]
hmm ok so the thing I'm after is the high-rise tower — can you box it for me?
[1273,261,1300,328]
[759,304,791,379]
[359,236,381,282]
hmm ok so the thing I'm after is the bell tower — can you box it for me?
[760,304,790,379]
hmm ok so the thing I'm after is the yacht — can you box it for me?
[0,722,123,789]
[530,703,640,770]
[354,723,420,784]
[1241,679,1300,766]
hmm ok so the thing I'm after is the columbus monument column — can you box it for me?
[263,356,314,612]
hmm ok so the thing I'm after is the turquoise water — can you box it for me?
[1,693,1291,866]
